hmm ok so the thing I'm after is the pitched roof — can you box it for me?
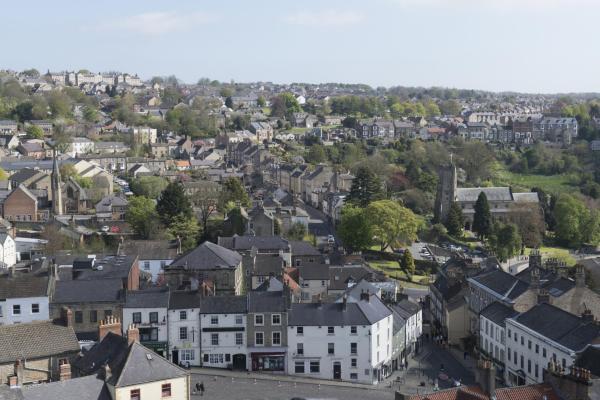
[53,278,123,303]
[113,342,188,387]
[511,303,600,352]
[495,383,561,400]
[168,241,241,270]
[22,374,111,400]
[298,262,330,280]
[124,287,170,309]
[199,295,247,314]
[248,291,286,312]
[289,240,321,256]
[469,268,529,301]
[392,299,422,319]
[119,239,179,261]
[455,187,512,202]
[406,385,487,400]
[328,265,372,291]
[72,331,129,376]
[169,290,202,310]
[252,254,284,276]
[289,295,391,326]
[0,321,79,363]
[218,235,290,252]
[480,301,518,327]
[0,271,49,299]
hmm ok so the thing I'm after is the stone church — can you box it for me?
[434,162,539,229]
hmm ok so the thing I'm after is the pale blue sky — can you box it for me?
[2,0,599,93]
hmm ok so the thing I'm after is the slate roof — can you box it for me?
[456,187,512,202]
[510,303,600,352]
[480,301,518,327]
[53,278,123,303]
[288,295,391,326]
[119,240,179,260]
[512,192,539,203]
[124,287,170,309]
[252,254,284,276]
[169,290,202,310]
[218,235,290,252]
[328,265,372,291]
[298,262,330,280]
[575,345,600,377]
[0,321,79,363]
[22,374,111,400]
[168,241,241,270]
[73,255,137,281]
[432,275,464,302]
[72,331,129,376]
[112,342,188,387]
[289,240,321,256]
[469,268,529,301]
[0,272,49,299]
[248,291,286,312]
[392,299,422,319]
[199,295,247,314]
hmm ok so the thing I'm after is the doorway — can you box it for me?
[333,362,341,380]
[172,350,179,365]
[233,354,247,370]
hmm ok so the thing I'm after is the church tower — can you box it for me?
[434,159,457,223]
[51,148,63,216]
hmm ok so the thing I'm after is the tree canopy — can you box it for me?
[347,165,382,207]
[473,192,492,239]
[156,182,193,224]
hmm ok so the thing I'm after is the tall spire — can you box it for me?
[51,148,63,216]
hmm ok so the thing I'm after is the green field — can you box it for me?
[368,260,429,287]
[526,246,576,266]
[491,163,575,193]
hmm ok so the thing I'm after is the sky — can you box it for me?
[2,0,599,93]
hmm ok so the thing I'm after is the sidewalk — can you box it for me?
[446,346,476,372]
[190,367,389,391]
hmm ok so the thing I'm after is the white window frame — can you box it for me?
[255,331,264,346]
[272,314,281,326]
[272,331,281,346]
[255,314,264,326]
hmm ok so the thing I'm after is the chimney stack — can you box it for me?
[537,288,550,305]
[61,307,74,328]
[98,315,122,341]
[127,323,140,345]
[13,359,24,388]
[59,359,71,381]
[360,289,370,303]
[575,265,586,288]
[103,364,112,383]
[475,359,496,397]
[342,294,348,311]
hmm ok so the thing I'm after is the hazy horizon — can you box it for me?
[3,0,600,94]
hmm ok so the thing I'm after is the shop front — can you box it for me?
[250,352,286,372]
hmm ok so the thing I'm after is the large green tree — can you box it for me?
[167,214,200,252]
[489,222,522,262]
[553,194,600,247]
[445,202,464,237]
[130,176,169,199]
[337,206,373,252]
[270,92,301,119]
[473,192,492,239]
[218,177,250,210]
[366,200,421,251]
[400,249,415,275]
[156,182,192,224]
[126,196,160,239]
[347,166,382,208]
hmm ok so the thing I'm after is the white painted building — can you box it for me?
[504,302,600,386]
[479,302,518,379]
[0,233,17,268]
[199,296,248,369]
[287,293,393,384]
[122,288,170,358]
[0,269,50,325]
[390,299,422,356]
[168,290,201,367]
[68,137,95,157]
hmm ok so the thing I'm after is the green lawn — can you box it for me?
[491,162,575,193]
[368,260,430,287]
[526,246,576,267]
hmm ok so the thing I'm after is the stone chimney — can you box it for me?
[127,323,140,345]
[530,248,542,270]
[530,266,541,289]
[544,360,593,400]
[98,315,122,341]
[59,359,71,381]
[360,289,371,303]
[538,288,550,305]
[342,294,348,311]
[61,307,74,328]
[475,359,496,397]
[575,265,586,288]
[13,359,24,388]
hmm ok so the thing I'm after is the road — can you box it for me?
[402,287,429,302]
[190,374,395,400]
